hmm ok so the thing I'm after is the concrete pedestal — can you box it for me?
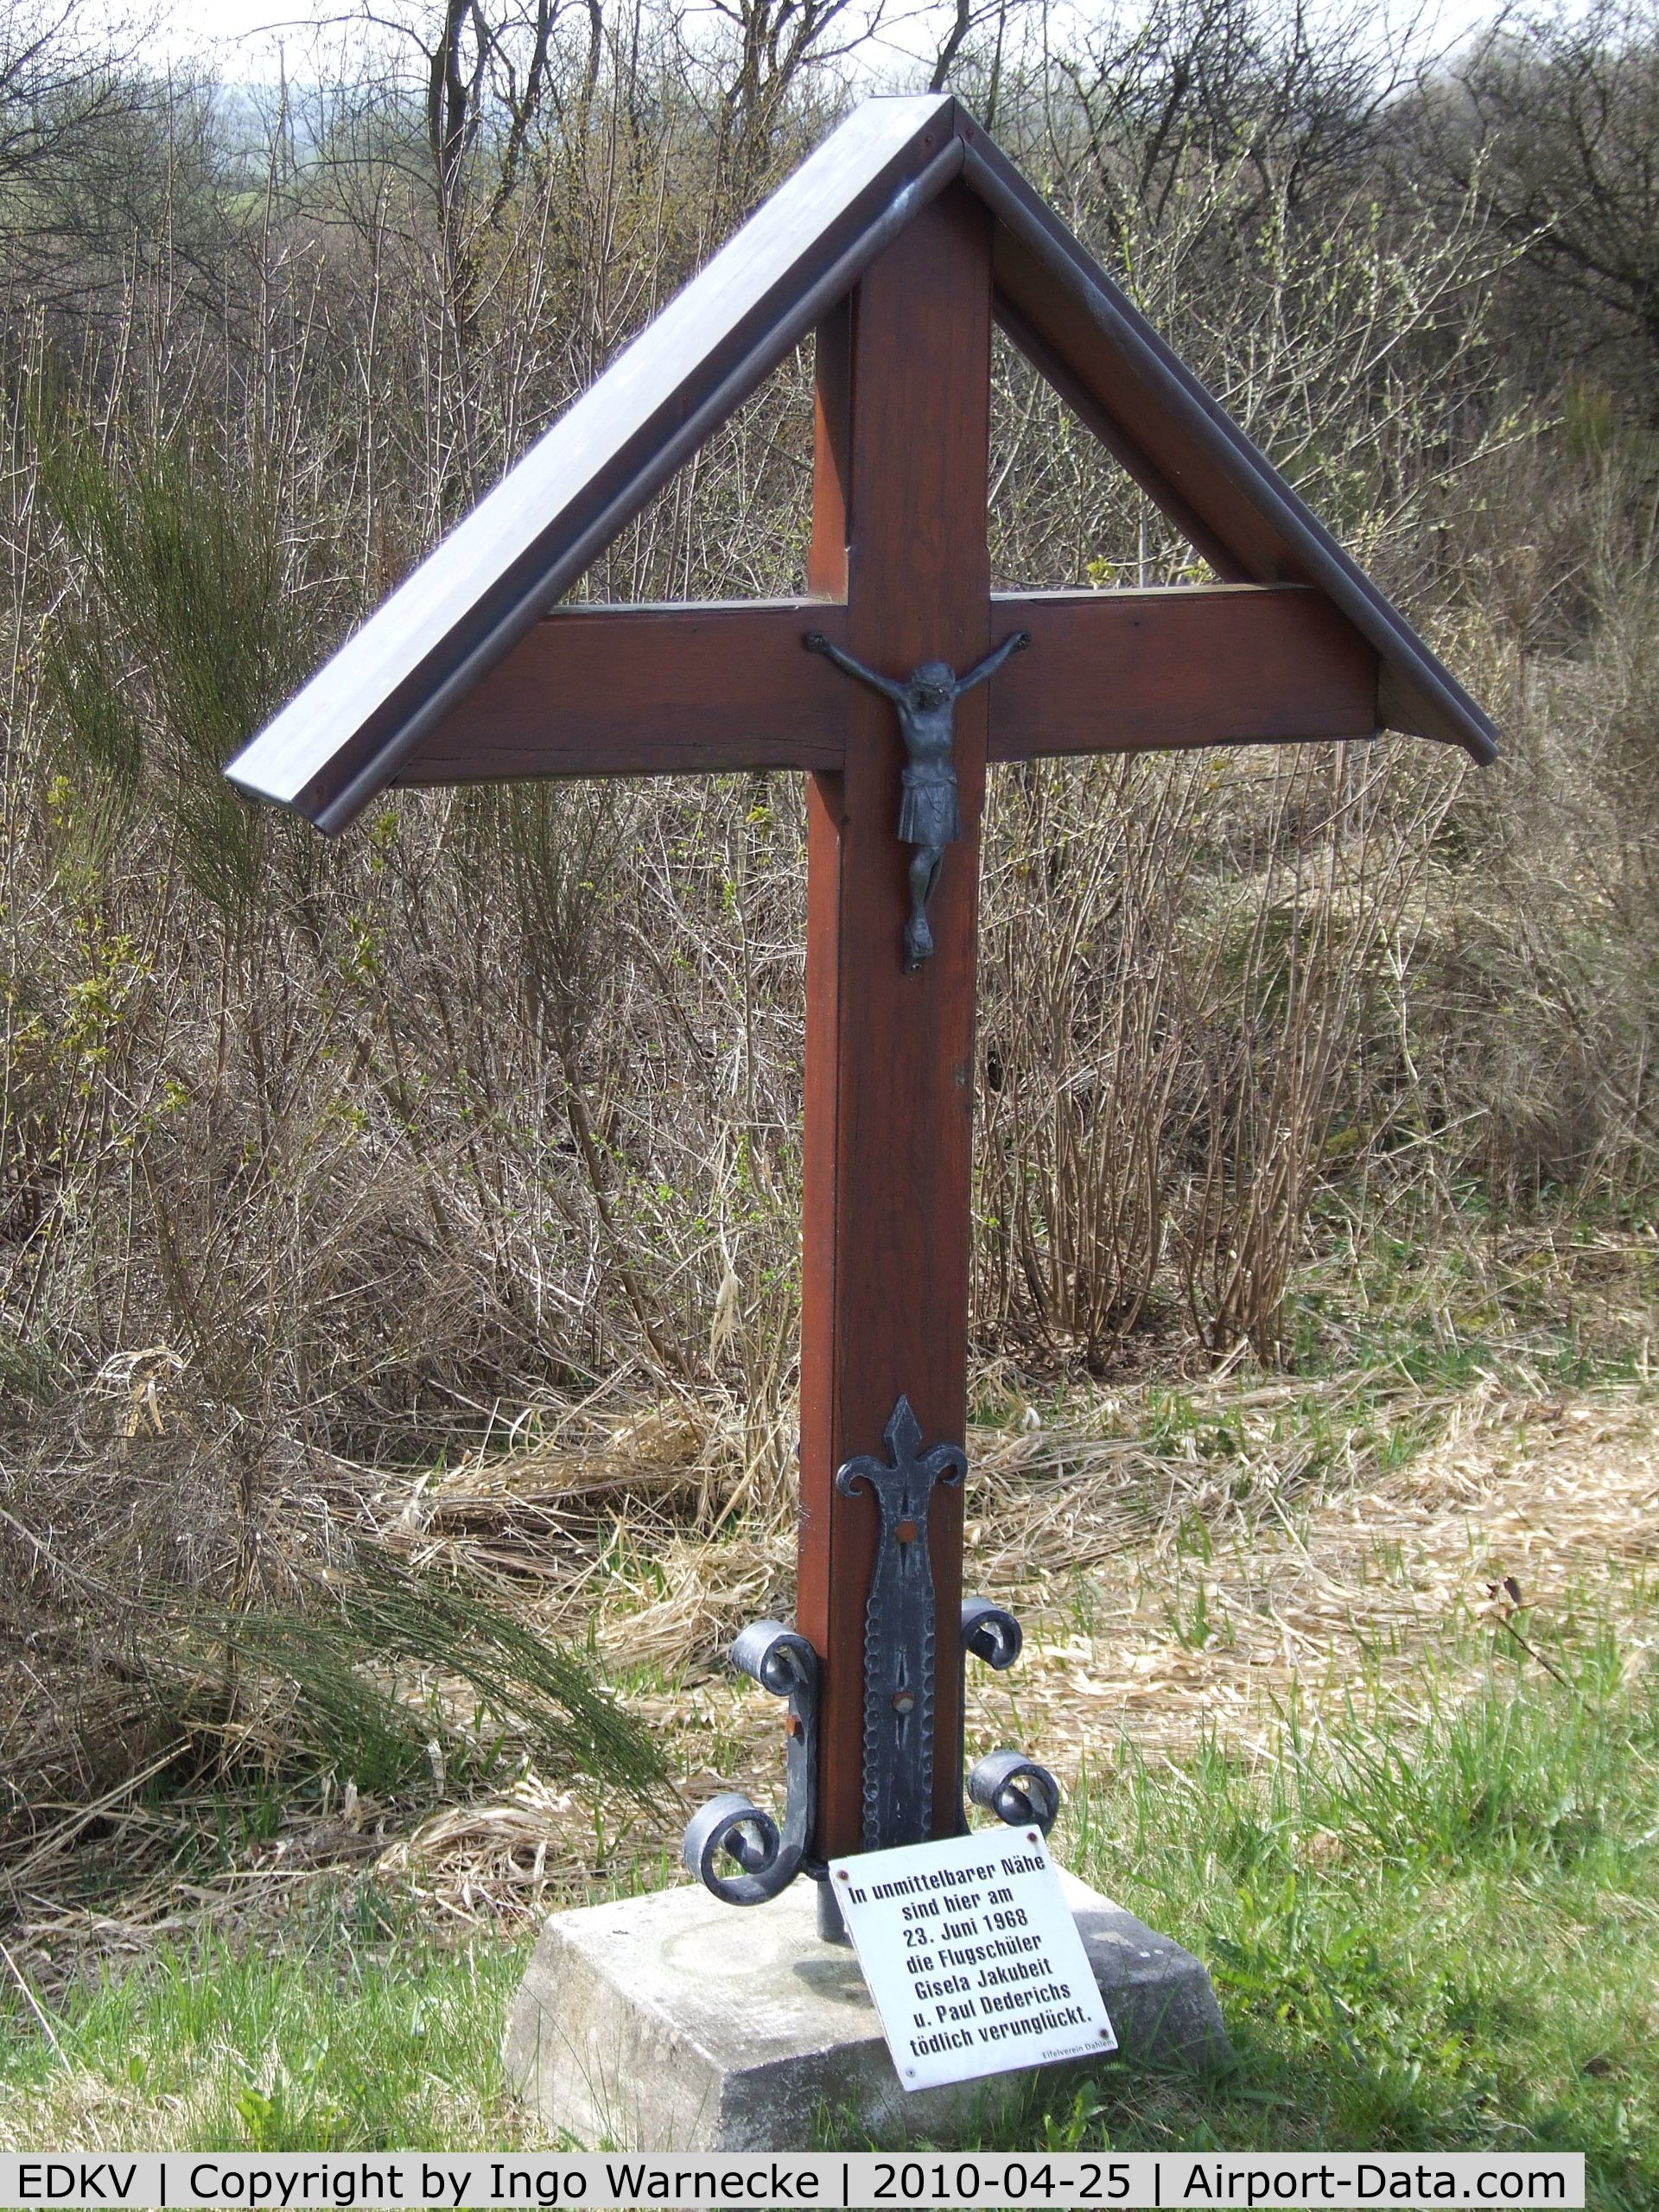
[503,1869,1230,2151]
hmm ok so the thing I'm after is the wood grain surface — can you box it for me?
[226,96,961,828]
[226,96,1493,836]
[797,186,993,1860]
[398,602,851,782]
[987,586,1377,759]
[397,586,1375,782]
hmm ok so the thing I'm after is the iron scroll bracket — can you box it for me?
[958,1597,1060,1837]
[679,1621,819,1905]
[683,1397,1062,1913]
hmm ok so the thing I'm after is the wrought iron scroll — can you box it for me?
[836,1395,967,1850]
[966,1746,1061,1833]
[958,1597,1061,1837]
[685,1401,1061,1916]
[680,1621,818,1905]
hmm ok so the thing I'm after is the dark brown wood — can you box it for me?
[957,122,1497,764]
[989,237,1301,588]
[397,585,1374,784]
[798,185,992,1861]
[219,92,1502,1903]
[800,298,852,1859]
[994,295,1249,584]
[987,585,1377,760]
[397,602,851,784]
[226,95,1496,835]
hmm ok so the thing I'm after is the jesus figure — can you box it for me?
[804,627,1032,969]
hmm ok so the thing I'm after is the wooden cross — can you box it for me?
[226,98,1496,1892]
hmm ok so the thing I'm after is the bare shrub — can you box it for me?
[976,753,1205,1370]
[1176,744,1460,1358]
[0,0,1655,1839]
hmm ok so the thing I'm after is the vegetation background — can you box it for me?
[0,0,1656,2179]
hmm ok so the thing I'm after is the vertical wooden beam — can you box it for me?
[799,186,993,1859]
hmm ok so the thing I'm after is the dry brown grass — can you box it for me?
[365,1358,1659,1928]
[977,1382,1659,1776]
[3,1296,1654,1976]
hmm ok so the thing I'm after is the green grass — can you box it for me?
[1284,1190,1658,1395]
[0,1889,533,2152]
[967,1617,1659,2209]
[3,1617,1654,2204]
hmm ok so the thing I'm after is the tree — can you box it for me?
[1425,0,1659,390]
[0,1,174,307]
[1047,0,1425,241]
[685,0,887,212]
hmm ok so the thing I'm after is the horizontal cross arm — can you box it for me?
[397,601,851,785]
[988,584,1377,761]
[395,584,1376,788]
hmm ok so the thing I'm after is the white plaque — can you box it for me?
[827,1827,1116,2091]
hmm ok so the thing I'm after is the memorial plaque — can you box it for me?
[827,1829,1116,2090]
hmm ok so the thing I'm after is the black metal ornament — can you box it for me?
[957,1598,1059,1833]
[679,1621,819,1904]
[683,1395,1059,1922]
[836,1394,966,1849]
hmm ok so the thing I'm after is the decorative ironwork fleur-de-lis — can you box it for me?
[836,1395,966,1850]
[682,1396,1059,1922]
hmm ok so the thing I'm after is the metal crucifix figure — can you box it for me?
[804,627,1031,969]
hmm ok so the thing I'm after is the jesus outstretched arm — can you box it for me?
[803,630,908,705]
[954,628,1033,695]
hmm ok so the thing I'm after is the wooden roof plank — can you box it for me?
[993,292,1252,585]
[398,601,849,782]
[988,585,1377,760]
[225,95,1497,830]
[398,583,1376,784]
[957,124,1498,765]
[227,95,961,831]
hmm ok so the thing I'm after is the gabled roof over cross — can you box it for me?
[226,92,1497,834]
[226,99,1499,1876]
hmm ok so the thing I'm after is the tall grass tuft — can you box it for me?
[34,419,316,925]
[156,1544,668,1804]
